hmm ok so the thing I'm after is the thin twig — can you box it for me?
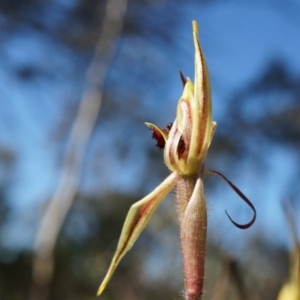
[30,0,128,299]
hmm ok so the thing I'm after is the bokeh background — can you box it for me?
[0,0,300,299]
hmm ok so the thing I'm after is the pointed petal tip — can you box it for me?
[181,78,194,100]
[145,122,153,128]
[192,20,202,59]
[96,284,104,297]
[192,20,198,34]
[192,21,199,45]
[96,173,177,297]
[96,269,115,297]
[179,70,187,87]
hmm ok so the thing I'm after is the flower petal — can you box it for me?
[188,21,213,165]
[145,122,169,149]
[97,172,178,296]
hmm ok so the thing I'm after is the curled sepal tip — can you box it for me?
[205,169,256,229]
[96,172,177,296]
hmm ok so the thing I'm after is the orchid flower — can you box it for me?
[97,21,256,299]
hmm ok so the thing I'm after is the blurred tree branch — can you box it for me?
[30,0,128,299]
[212,252,247,300]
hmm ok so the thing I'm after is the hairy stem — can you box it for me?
[176,176,197,222]
[177,171,207,300]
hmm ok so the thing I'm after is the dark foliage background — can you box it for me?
[0,0,300,299]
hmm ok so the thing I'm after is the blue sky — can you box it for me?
[0,0,300,253]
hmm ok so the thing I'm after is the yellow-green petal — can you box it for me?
[188,20,212,166]
[97,172,178,296]
[278,204,300,300]
[277,282,300,300]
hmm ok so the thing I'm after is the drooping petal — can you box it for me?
[97,172,178,296]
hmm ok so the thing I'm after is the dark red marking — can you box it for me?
[177,136,186,157]
[179,71,187,87]
[151,127,165,149]
[166,123,173,131]
[149,123,173,149]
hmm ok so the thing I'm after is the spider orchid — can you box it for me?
[97,21,256,299]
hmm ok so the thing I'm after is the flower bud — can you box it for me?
[180,175,207,299]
